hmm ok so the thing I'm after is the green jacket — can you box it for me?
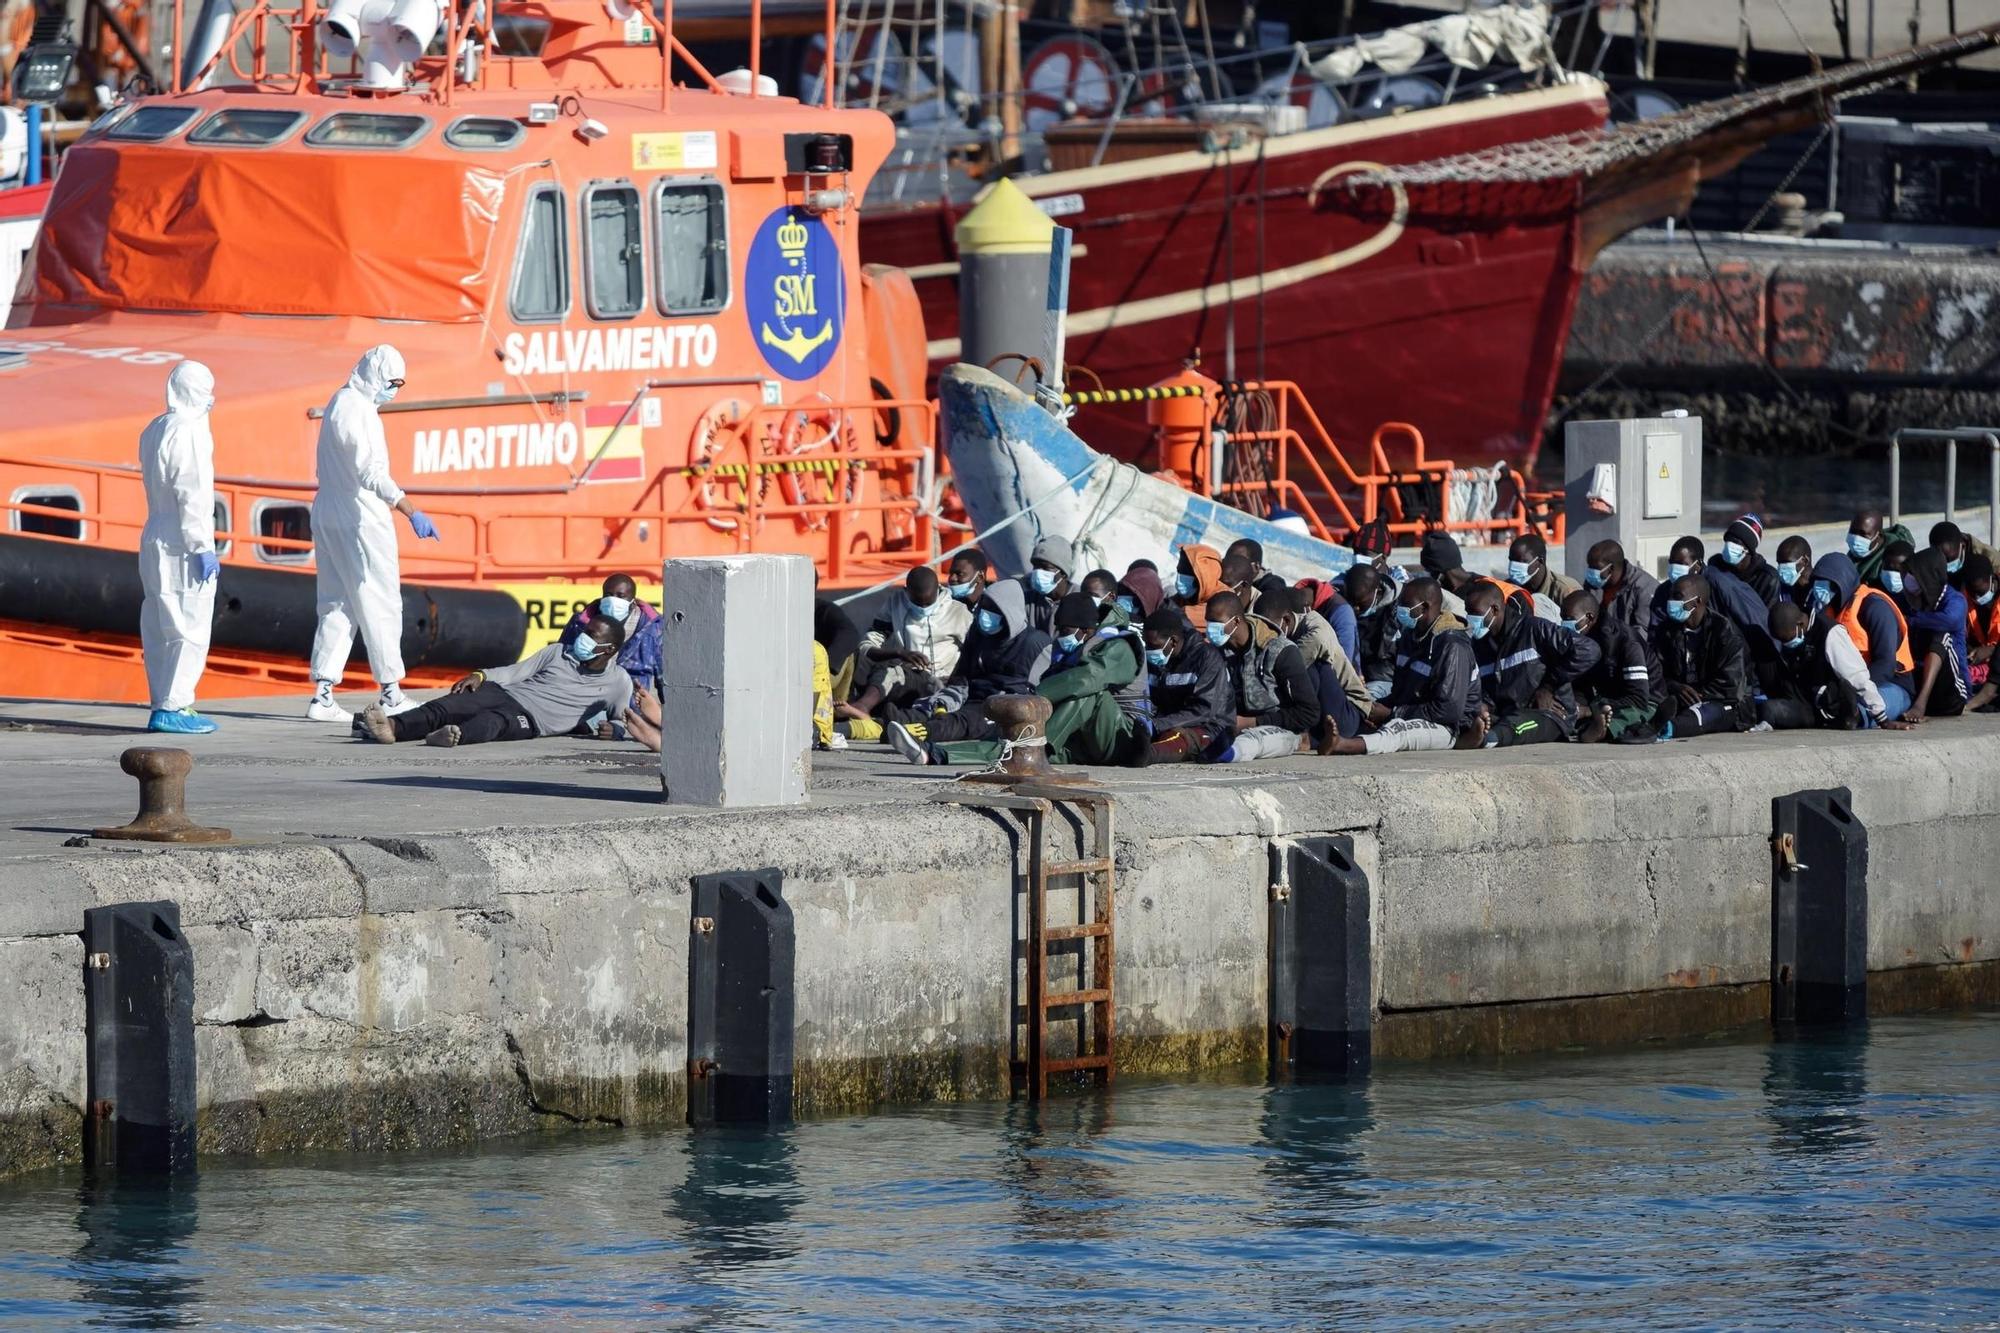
[1038,602,1145,714]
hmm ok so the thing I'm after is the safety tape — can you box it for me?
[1061,385,1206,406]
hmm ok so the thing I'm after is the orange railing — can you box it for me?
[0,395,938,589]
[1182,381,1562,548]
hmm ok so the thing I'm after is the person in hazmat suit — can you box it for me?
[307,345,439,722]
[138,361,222,734]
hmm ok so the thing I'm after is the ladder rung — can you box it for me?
[1044,922,1110,941]
[1041,1054,1114,1074]
[1042,988,1111,1007]
[1043,858,1112,877]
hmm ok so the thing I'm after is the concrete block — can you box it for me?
[659,554,812,808]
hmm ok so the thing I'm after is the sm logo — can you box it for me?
[746,208,845,381]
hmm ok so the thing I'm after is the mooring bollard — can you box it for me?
[687,869,795,1126]
[1269,836,1373,1080]
[83,901,197,1175]
[964,694,1074,784]
[91,747,231,843]
[1772,787,1869,1027]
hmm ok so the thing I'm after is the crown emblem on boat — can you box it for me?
[776,217,810,264]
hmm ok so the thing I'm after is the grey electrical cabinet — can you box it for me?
[1563,415,1704,583]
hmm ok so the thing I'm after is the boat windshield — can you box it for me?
[34,140,507,322]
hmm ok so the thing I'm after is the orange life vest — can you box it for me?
[1839,585,1915,675]
[1969,597,2000,648]
[1479,576,1537,616]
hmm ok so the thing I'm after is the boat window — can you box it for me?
[583,182,645,320]
[510,184,569,323]
[191,108,308,146]
[654,181,729,315]
[493,15,549,56]
[213,498,232,558]
[252,500,313,564]
[107,106,201,142]
[445,116,525,151]
[9,486,84,540]
[82,105,132,140]
[305,113,430,149]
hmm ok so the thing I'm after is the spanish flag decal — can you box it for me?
[582,404,648,484]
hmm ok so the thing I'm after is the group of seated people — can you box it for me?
[813,510,1999,768]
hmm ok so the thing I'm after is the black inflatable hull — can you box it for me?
[0,534,526,669]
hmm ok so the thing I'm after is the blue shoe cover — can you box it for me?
[148,708,218,735]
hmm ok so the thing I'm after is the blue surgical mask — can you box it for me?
[1722,541,1748,566]
[975,608,1003,636]
[1506,559,1534,584]
[1666,598,1692,623]
[1947,554,1965,575]
[1777,560,1803,588]
[1980,588,1996,608]
[1175,573,1198,599]
[1811,581,1835,610]
[567,635,603,664]
[948,580,976,601]
[1029,568,1059,596]
[1783,633,1806,651]
[1205,621,1232,647]
[1583,565,1608,590]
[1847,533,1874,559]
[1114,595,1138,617]
[1883,570,1904,594]
[1393,604,1420,631]
[1667,562,1692,582]
[1560,617,1582,633]
[1056,632,1084,654]
[1387,566,1409,585]
[913,598,943,619]
[373,385,399,406]
[1144,647,1169,668]
[599,595,632,622]
[1465,612,1491,641]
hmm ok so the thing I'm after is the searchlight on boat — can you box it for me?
[320,0,443,90]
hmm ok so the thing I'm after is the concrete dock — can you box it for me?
[3,693,1997,1178]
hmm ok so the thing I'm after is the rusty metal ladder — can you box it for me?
[932,781,1116,1099]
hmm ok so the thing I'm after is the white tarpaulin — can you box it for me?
[1307,1,1552,84]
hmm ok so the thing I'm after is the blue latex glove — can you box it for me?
[193,551,221,582]
[406,509,440,541]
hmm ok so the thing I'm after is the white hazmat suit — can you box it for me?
[138,361,219,712]
[310,345,414,697]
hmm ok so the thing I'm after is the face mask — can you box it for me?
[1783,633,1806,651]
[1056,632,1084,654]
[1506,559,1535,584]
[1947,554,1965,575]
[1205,621,1232,647]
[1667,562,1692,582]
[1811,581,1835,611]
[913,598,943,620]
[1394,604,1420,631]
[1979,588,1996,608]
[599,595,631,622]
[1560,617,1583,633]
[1144,647,1169,668]
[1088,594,1107,609]
[373,384,399,406]
[1464,612,1491,641]
[1666,599,1693,623]
[1777,560,1802,588]
[1387,566,1409,585]
[1723,541,1750,566]
[1883,570,1904,595]
[975,608,1003,636]
[1114,595,1138,617]
[567,636,603,665]
[948,580,976,601]
[1846,533,1874,559]
[1029,569,1059,596]
[1583,565,1608,590]
[1175,573,1198,599]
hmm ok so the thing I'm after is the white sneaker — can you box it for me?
[306,696,353,724]
[380,692,422,716]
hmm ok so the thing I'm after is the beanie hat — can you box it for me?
[1053,591,1099,633]
[1419,530,1463,576]
[1030,533,1076,579]
[1724,514,1764,551]
[1350,518,1392,557]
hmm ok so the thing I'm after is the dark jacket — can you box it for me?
[1814,552,1910,686]
[1657,611,1753,720]
[1223,619,1322,735]
[1675,563,1778,661]
[814,597,861,675]
[1709,551,1781,609]
[1148,636,1235,735]
[1577,615,1659,713]
[1387,611,1481,730]
[950,580,1052,704]
[1473,608,1602,725]
[1600,560,1659,653]
[1349,575,1401,684]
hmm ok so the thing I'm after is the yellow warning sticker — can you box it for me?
[631,131,719,173]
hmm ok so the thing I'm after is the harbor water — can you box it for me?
[3,1014,1997,1328]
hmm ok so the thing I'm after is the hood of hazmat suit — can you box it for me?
[309,344,411,687]
[138,360,220,710]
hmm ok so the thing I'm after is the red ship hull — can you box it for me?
[859,81,1608,474]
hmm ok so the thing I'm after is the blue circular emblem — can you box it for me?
[745,207,845,381]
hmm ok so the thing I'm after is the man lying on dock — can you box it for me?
[355,613,632,747]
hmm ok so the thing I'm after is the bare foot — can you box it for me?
[1454,714,1491,750]
[1325,736,1369,756]
[357,704,396,744]
[425,724,462,747]
[1576,705,1610,744]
